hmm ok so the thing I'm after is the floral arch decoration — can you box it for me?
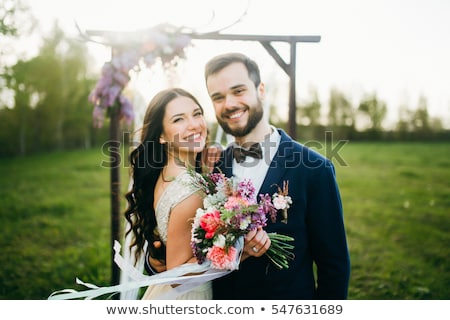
[87,24,192,128]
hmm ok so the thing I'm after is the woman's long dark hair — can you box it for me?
[124,88,204,263]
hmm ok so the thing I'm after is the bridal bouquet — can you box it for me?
[190,171,295,270]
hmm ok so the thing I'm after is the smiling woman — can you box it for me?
[122,87,215,300]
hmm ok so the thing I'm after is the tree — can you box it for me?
[1,0,36,110]
[4,59,34,155]
[396,104,413,133]
[299,87,321,126]
[328,87,354,127]
[411,95,430,133]
[1,0,36,69]
[358,93,387,132]
[1,23,95,155]
[0,0,31,36]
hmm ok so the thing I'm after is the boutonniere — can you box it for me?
[271,181,293,224]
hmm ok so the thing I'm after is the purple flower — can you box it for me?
[259,194,278,223]
[174,34,191,50]
[92,105,106,128]
[113,71,130,87]
[237,179,256,202]
[104,85,122,107]
[142,53,155,66]
[119,95,134,125]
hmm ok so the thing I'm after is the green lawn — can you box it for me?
[329,142,450,299]
[0,142,448,299]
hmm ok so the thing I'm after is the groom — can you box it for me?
[148,52,350,299]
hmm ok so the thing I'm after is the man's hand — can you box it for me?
[202,144,222,172]
[148,241,167,273]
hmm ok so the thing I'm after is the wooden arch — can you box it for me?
[86,29,321,140]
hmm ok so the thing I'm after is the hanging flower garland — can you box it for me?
[88,24,192,128]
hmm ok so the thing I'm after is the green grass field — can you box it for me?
[0,142,449,299]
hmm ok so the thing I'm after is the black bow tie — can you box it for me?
[232,143,263,163]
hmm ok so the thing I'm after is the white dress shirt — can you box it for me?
[231,126,281,194]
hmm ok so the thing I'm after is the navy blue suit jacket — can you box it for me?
[212,129,350,299]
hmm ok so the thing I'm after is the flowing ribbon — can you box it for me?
[48,239,242,300]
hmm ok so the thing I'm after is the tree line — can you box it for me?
[271,88,449,142]
[0,23,113,156]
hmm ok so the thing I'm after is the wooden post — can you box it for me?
[288,41,297,140]
[109,101,121,290]
[260,40,299,140]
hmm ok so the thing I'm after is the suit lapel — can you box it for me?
[259,129,294,194]
[217,147,234,177]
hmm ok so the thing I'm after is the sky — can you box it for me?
[24,0,450,128]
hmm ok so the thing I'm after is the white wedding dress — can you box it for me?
[141,171,213,300]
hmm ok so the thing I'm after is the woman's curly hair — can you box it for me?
[124,88,204,264]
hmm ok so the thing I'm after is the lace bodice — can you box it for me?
[142,170,213,300]
[154,171,202,244]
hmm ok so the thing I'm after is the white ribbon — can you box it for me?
[48,239,242,300]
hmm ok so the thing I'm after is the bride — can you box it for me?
[124,88,212,299]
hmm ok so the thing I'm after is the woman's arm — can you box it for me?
[165,193,204,270]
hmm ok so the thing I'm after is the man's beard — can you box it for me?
[217,99,264,138]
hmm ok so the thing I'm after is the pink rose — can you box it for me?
[200,210,222,239]
[207,245,238,270]
[224,196,249,210]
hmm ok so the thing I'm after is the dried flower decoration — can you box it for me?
[271,181,293,224]
[88,24,192,128]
